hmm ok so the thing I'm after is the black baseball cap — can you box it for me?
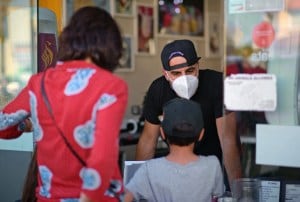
[161,39,201,71]
[161,98,204,138]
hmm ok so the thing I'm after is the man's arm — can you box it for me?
[135,120,160,160]
[216,112,242,187]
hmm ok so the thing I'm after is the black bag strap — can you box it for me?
[40,72,86,167]
[21,146,38,202]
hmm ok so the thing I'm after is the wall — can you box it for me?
[114,0,224,118]
[39,0,63,31]
[39,0,224,119]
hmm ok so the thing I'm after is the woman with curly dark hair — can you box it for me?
[0,6,128,202]
[58,6,123,71]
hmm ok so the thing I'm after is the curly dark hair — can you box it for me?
[57,6,122,72]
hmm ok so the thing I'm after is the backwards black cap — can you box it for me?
[161,98,204,138]
[161,39,201,71]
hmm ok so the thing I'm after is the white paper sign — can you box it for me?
[285,184,300,202]
[261,181,281,202]
[224,74,276,111]
[229,0,284,13]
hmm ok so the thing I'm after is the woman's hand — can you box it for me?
[19,118,33,132]
[23,118,33,132]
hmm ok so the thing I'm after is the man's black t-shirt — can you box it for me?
[143,69,224,162]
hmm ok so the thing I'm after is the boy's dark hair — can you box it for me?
[57,6,122,72]
[165,122,200,146]
[161,98,204,146]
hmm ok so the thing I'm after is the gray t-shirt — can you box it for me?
[125,155,224,202]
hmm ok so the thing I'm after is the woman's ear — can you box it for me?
[160,127,166,140]
[198,128,205,141]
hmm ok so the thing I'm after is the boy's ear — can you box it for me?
[198,129,205,141]
[160,127,166,140]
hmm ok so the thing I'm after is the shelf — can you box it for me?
[156,34,205,41]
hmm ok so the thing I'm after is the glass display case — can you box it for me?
[224,0,300,183]
[158,0,204,36]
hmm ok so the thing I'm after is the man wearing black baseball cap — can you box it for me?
[125,98,224,202]
[160,39,201,99]
[136,39,242,189]
[161,39,201,72]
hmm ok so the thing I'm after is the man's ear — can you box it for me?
[198,129,205,141]
[160,127,166,140]
[163,70,170,81]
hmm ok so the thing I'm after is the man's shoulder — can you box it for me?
[147,76,171,95]
[151,75,167,86]
[199,69,223,78]
[198,69,223,89]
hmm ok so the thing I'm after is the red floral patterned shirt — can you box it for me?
[0,60,128,202]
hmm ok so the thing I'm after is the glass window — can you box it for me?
[224,0,300,185]
[0,0,37,108]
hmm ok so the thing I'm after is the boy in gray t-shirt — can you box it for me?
[124,98,224,202]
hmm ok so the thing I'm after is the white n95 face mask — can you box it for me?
[171,75,199,99]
